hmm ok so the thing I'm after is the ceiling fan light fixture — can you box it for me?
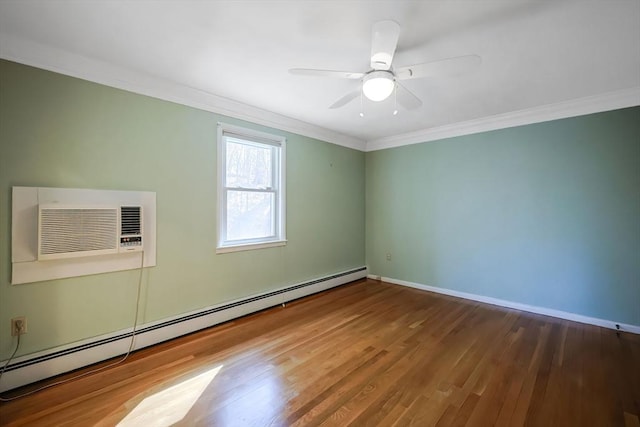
[362,71,395,102]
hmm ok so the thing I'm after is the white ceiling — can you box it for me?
[1,0,639,150]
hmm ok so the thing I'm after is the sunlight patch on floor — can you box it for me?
[117,365,222,427]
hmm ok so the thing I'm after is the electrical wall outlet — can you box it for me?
[11,316,27,336]
[386,253,392,261]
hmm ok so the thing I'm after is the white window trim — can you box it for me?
[216,122,286,254]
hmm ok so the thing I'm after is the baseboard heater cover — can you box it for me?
[0,266,367,393]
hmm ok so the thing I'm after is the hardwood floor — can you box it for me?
[1,279,639,426]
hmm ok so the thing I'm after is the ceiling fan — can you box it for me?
[289,20,481,114]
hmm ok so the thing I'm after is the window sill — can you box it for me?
[216,240,287,254]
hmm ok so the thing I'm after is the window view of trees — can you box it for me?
[217,123,285,251]
[225,139,276,241]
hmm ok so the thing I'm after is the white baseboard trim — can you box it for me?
[378,276,640,335]
[0,267,367,393]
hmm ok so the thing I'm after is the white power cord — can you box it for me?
[0,251,146,402]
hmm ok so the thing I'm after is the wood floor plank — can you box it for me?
[1,279,638,426]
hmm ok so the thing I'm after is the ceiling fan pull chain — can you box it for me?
[393,83,399,116]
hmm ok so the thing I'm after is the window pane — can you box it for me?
[226,190,275,241]
[226,138,272,189]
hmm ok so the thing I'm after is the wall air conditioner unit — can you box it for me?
[38,205,143,261]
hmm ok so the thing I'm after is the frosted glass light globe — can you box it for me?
[362,71,395,102]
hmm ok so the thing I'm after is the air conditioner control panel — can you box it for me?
[120,236,142,251]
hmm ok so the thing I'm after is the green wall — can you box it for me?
[366,107,640,326]
[0,59,365,358]
[2,58,638,364]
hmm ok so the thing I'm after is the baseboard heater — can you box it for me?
[0,266,367,393]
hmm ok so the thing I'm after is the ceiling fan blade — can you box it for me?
[289,68,364,79]
[396,83,422,110]
[395,54,481,80]
[370,20,400,70]
[329,90,361,109]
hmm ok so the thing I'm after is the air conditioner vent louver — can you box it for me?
[120,206,141,236]
[39,207,119,259]
[37,204,144,260]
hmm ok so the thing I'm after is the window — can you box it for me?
[217,123,286,253]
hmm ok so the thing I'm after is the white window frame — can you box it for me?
[216,122,286,253]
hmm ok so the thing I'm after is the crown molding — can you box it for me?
[2,34,638,154]
[0,34,366,152]
[365,87,640,151]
